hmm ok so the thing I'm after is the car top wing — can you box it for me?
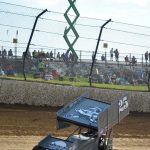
[56,95,110,130]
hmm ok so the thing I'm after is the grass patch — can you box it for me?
[0,75,148,92]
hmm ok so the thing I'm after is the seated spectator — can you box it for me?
[3,64,15,76]
[111,73,117,84]
[0,66,5,76]
[38,60,45,77]
[32,50,38,59]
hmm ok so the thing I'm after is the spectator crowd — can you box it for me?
[0,49,13,59]
[96,48,150,66]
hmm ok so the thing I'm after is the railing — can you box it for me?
[0,52,149,67]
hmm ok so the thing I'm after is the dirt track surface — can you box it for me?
[0,104,150,150]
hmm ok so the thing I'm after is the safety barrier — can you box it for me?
[0,79,149,112]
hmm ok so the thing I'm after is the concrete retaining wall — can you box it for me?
[0,79,149,112]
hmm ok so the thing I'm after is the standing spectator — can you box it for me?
[92,51,95,61]
[2,49,7,59]
[0,51,1,58]
[61,52,69,63]
[69,52,73,61]
[72,52,77,62]
[132,56,137,66]
[149,52,150,64]
[22,51,25,59]
[110,48,113,61]
[39,50,45,58]
[101,54,105,61]
[125,55,129,65]
[46,52,50,59]
[114,49,119,62]
[22,51,31,59]
[8,49,13,59]
[50,50,53,61]
[56,52,60,60]
[36,50,39,58]
[27,51,31,59]
[61,52,65,59]
[145,51,148,66]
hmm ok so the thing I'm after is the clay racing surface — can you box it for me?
[0,104,149,150]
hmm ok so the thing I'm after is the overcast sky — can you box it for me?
[1,0,150,60]
[16,0,150,25]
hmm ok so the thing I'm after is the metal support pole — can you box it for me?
[142,54,143,68]
[15,30,18,59]
[23,9,47,80]
[130,53,131,68]
[148,72,150,91]
[80,50,81,62]
[14,44,17,59]
[89,19,111,86]
[105,50,107,65]
[54,49,56,59]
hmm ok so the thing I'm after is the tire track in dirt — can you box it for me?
[0,104,149,150]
